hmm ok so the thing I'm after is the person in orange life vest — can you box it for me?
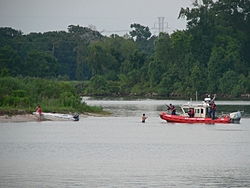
[188,108,194,117]
[169,104,176,115]
[209,101,216,119]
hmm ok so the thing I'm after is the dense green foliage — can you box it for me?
[1,0,250,98]
[0,77,104,114]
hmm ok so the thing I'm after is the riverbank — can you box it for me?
[0,112,106,123]
[0,114,38,123]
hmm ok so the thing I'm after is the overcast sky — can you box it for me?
[0,0,194,36]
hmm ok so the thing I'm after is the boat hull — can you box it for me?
[33,112,79,121]
[160,112,230,124]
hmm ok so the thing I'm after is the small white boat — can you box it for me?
[33,112,79,121]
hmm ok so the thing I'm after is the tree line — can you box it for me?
[1,0,250,98]
[0,77,104,115]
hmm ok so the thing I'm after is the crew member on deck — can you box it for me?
[209,101,216,119]
[188,108,194,117]
[169,104,176,115]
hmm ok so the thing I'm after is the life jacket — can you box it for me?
[170,105,175,111]
[212,103,216,110]
[190,109,194,114]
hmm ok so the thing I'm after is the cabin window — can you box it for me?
[201,109,204,114]
[195,109,199,114]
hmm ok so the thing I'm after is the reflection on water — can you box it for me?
[0,98,250,187]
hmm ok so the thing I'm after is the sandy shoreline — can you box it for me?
[0,114,39,123]
[0,113,102,123]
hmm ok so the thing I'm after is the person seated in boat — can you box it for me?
[169,104,176,115]
[209,101,216,119]
[142,113,147,123]
[188,108,194,117]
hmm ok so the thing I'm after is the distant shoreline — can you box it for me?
[83,95,250,101]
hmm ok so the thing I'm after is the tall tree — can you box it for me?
[74,42,87,80]
[219,70,238,95]
[25,51,59,78]
[178,0,216,66]
[0,27,22,49]
[148,60,164,88]
[154,32,171,70]
[87,43,107,76]
[130,23,155,56]
[0,46,22,76]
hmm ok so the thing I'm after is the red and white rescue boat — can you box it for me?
[160,97,241,124]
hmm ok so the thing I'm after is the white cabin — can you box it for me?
[180,104,210,118]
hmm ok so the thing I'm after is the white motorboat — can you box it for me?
[33,112,79,121]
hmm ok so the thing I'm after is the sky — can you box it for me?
[0,0,194,36]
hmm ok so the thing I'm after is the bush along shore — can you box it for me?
[0,77,109,116]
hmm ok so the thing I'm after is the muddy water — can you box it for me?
[0,98,250,187]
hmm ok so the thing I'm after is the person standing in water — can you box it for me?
[142,113,147,123]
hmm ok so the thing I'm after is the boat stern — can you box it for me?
[72,112,79,121]
[229,111,241,123]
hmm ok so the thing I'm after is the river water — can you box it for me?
[0,98,250,187]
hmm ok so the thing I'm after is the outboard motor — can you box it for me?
[73,112,79,121]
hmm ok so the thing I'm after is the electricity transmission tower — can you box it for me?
[154,17,168,35]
